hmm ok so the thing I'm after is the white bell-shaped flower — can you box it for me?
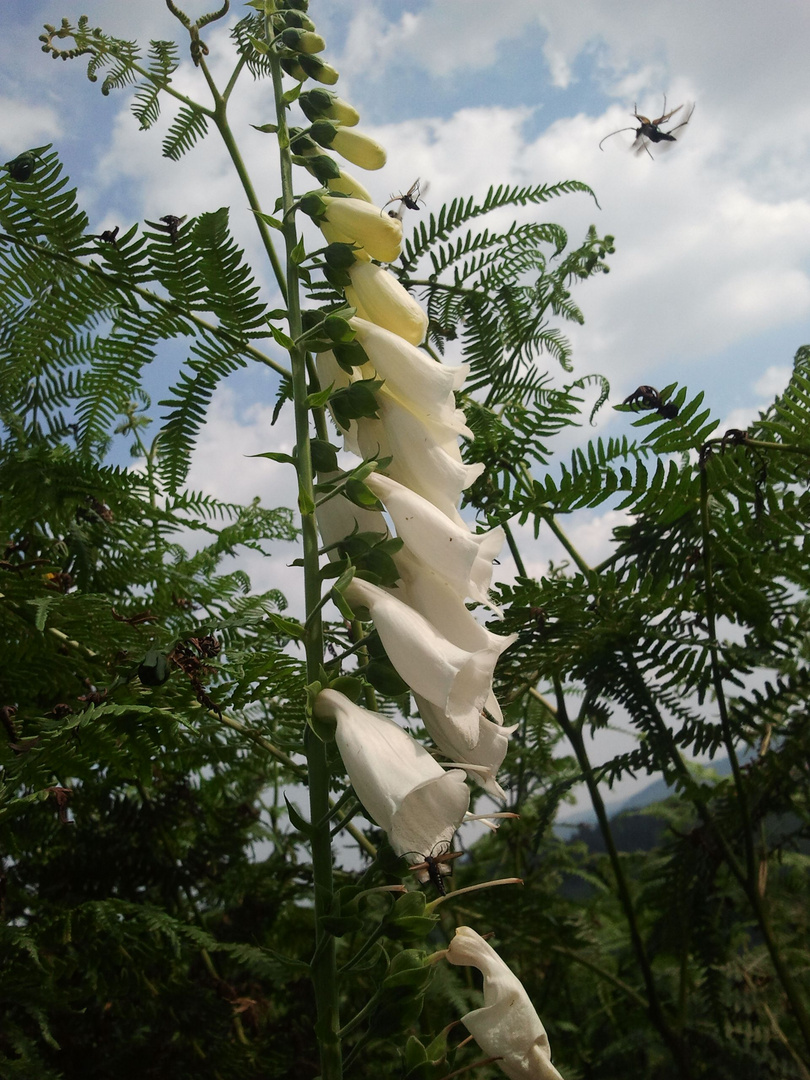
[445,927,565,1080]
[392,548,512,724]
[345,264,428,346]
[365,471,503,607]
[414,696,514,800]
[313,689,469,859]
[351,318,469,428]
[344,577,503,734]
[356,400,483,525]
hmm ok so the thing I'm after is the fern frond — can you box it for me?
[131,39,180,130]
[162,104,210,161]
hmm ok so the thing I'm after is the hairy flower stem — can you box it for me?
[269,40,342,1080]
[548,681,693,1078]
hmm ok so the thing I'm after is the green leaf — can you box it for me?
[252,209,283,230]
[270,323,295,350]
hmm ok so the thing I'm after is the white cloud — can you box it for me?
[185,387,304,613]
[0,97,60,155]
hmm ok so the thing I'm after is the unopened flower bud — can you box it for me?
[299,54,339,84]
[304,152,342,183]
[327,169,373,202]
[299,191,328,221]
[300,88,360,126]
[332,128,387,170]
[280,28,326,53]
[321,196,402,261]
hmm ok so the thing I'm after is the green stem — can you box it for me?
[268,38,342,1080]
[196,54,288,302]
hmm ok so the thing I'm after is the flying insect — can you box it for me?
[383,178,426,219]
[405,841,462,896]
[599,98,695,160]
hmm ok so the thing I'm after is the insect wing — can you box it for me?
[651,103,683,126]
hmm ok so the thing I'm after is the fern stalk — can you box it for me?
[268,33,342,1080]
[699,468,810,1061]
[546,681,694,1078]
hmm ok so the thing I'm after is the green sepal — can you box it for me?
[310,121,338,150]
[334,339,370,372]
[324,242,357,269]
[329,379,382,430]
[386,891,440,941]
[303,152,341,183]
[404,1036,429,1072]
[328,675,363,701]
[298,88,335,121]
[383,950,432,992]
[323,313,356,343]
[290,130,318,155]
[299,191,328,220]
[323,266,352,290]
[284,795,314,836]
[309,438,339,473]
[366,659,410,698]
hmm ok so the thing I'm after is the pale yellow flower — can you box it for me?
[345,263,428,345]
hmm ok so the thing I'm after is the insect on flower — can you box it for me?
[383,178,426,219]
[599,98,695,160]
[405,841,463,896]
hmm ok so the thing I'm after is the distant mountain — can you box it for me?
[554,755,739,835]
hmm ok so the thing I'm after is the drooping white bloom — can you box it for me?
[344,577,503,735]
[365,471,503,607]
[445,927,565,1080]
[351,318,469,427]
[313,689,469,858]
[321,197,402,262]
[345,264,428,345]
[358,397,484,523]
[315,352,480,524]
[415,696,514,800]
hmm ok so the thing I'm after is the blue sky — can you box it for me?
[4,0,810,805]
